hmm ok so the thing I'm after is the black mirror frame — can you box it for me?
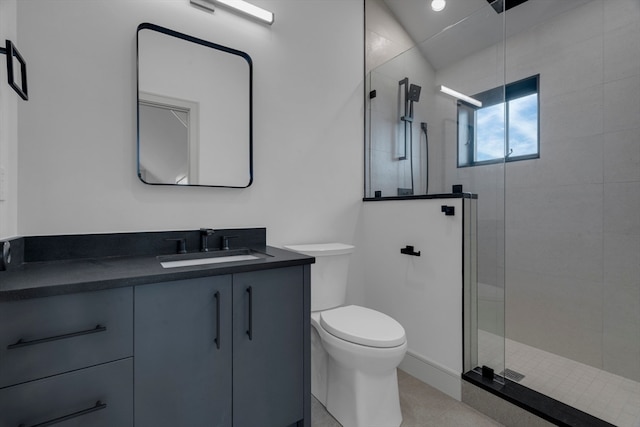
[136,23,254,189]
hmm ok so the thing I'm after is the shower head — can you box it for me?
[408,84,422,102]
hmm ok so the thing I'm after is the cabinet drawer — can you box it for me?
[0,287,133,387]
[0,358,133,427]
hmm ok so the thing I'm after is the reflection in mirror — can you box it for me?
[139,93,198,185]
[137,23,253,188]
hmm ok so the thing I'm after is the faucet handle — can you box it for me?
[200,228,215,236]
[221,235,239,250]
[166,238,187,254]
[200,228,215,252]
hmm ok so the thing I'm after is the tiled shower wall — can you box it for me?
[442,0,640,381]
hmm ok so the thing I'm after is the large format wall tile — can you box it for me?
[505,268,604,368]
[505,228,603,283]
[506,183,604,234]
[603,182,640,235]
[604,21,640,82]
[541,85,604,141]
[603,128,640,183]
[603,75,640,134]
[602,277,640,380]
[507,133,604,189]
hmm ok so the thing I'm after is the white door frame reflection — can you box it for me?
[138,92,200,185]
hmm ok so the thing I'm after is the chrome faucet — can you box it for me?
[200,228,215,252]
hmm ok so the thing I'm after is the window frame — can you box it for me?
[457,74,540,168]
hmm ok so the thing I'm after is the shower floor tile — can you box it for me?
[479,330,640,427]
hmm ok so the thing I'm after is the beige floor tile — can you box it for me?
[312,369,505,427]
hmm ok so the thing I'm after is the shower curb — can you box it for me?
[462,370,615,427]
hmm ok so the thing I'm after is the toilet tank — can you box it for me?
[284,243,354,311]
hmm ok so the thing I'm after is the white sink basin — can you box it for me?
[158,249,268,269]
[160,254,260,269]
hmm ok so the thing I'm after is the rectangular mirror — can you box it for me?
[137,23,253,188]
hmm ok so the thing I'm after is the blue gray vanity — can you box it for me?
[0,228,313,427]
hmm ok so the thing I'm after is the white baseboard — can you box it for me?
[399,351,462,401]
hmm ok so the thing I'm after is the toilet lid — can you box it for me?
[320,305,406,348]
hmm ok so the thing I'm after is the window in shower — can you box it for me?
[458,74,539,167]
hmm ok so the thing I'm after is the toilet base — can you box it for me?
[326,359,402,427]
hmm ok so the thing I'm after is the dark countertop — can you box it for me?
[0,229,314,302]
[0,245,313,302]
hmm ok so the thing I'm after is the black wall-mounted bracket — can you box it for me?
[482,365,495,380]
[400,245,421,257]
[0,40,28,101]
[441,205,455,216]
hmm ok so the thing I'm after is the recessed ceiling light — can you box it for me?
[431,0,446,12]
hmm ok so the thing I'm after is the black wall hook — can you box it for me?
[441,205,455,216]
[400,245,421,256]
[0,40,28,101]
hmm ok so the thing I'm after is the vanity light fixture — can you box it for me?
[431,0,446,12]
[190,0,274,25]
[440,85,483,107]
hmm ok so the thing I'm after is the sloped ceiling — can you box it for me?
[382,0,592,70]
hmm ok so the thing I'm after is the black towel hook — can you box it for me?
[400,245,421,257]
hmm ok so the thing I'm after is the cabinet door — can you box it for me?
[233,267,304,427]
[135,276,233,427]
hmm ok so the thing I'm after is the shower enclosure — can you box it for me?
[365,0,640,425]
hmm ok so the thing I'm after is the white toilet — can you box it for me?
[284,243,407,427]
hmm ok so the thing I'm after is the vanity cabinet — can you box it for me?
[134,266,307,427]
[0,288,134,426]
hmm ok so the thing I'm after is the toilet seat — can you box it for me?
[320,305,405,348]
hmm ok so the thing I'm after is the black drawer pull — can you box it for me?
[7,324,107,350]
[18,400,107,427]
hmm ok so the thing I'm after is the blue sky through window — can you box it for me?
[475,93,537,162]
[508,93,538,157]
[476,103,505,161]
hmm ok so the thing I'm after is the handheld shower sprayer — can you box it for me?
[408,84,421,103]
[398,78,423,194]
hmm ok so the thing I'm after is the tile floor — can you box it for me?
[311,369,504,427]
[479,330,640,427]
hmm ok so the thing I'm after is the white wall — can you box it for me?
[15,0,364,250]
[0,0,19,239]
[365,0,414,74]
[361,198,465,399]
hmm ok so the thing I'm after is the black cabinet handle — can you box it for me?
[18,400,107,427]
[214,291,221,349]
[246,286,253,340]
[7,325,107,350]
